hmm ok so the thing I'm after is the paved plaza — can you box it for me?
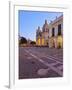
[19,47,63,79]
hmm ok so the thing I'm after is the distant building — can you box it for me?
[36,15,63,48]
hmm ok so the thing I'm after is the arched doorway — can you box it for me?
[58,24,61,35]
[52,27,55,37]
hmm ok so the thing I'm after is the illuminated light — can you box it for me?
[57,36,63,48]
[42,38,44,45]
[38,38,40,45]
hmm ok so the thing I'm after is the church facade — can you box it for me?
[36,15,63,48]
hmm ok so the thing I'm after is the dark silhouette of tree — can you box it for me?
[30,41,36,45]
[19,37,27,44]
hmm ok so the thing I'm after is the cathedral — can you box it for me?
[36,15,63,48]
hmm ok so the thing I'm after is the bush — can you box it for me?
[30,41,36,45]
[19,37,27,44]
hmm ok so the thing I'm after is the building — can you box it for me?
[36,15,63,48]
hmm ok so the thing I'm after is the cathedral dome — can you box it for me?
[36,26,41,33]
[36,26,42,37]
[42,20,49,32]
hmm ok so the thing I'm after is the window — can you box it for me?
[52,28,55,37]
[58,24,61,35]
[46,28,49,32]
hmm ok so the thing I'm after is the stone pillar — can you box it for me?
[55,26,58,37]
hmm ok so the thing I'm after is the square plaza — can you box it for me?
[19,47,63,79]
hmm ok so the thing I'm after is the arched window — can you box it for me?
[46,28,49,32]
[58,24,61,35]
[52,28,55,37]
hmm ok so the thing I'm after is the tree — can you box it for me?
[30,41,36,45]
[19,37,27,44]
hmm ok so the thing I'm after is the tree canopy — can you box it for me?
[30,41,36,45]
[19,37,27,44]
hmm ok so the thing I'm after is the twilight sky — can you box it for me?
[19,10,63,41]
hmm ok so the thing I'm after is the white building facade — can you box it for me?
[36,15,63,48]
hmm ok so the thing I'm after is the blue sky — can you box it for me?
[19,10,63,41]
